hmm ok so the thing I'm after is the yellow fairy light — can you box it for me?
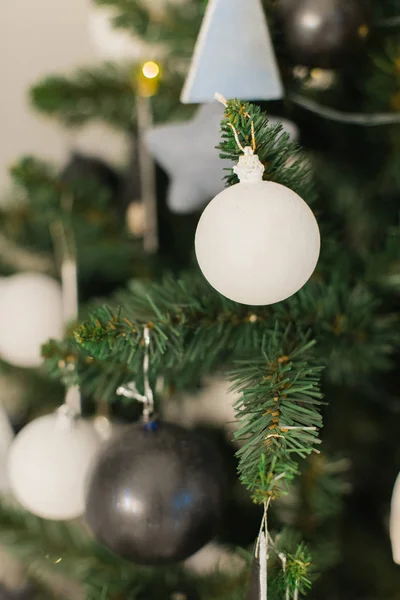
[134,61,161,97]
[142,61,160,80]
[358,24,369,39]
[310,68,324,80]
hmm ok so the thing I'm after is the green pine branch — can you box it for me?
[7,156,145,282]
[32,97,399,394]
[30,64,191,130]
[92,0,204,56]
[367,224,400,291]
[47,102,397,408]
[69,285,326,507]
[231,331,323,503]
[37,98,399,600]
[65,265,398,397]
[30,64,135,129]
[365,35,400,112]
[218,99,316,205]
[42,337,137,407]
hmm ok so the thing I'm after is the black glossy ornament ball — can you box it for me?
[279,0,369,68]
[85,420,225,565]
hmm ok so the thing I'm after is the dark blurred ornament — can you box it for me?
[61,152,121,191]
[246,543,265,600]
[60,152,122,211]
[85,419,225,565]
[279,0,369,68]
[246,554,260,600]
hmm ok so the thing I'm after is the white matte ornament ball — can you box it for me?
[195,148,320,305]
[0,273,63,368]
[8,411,101,520]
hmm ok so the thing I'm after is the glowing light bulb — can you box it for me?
[300,11,322,30]
[142,61,160,79]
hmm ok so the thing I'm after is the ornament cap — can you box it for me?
[56,403,79,430]
[233,147,265,183]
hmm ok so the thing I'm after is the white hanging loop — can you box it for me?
[255,499,270,600]
[61,258,78,325]
[63,386,81,417]
[142,326,154,415]
[61,255,81,415]
[215,94,264,183]
[117,326,154,421]
[50,194,81,416]
[259,530,267,600]
[254,490,298,600]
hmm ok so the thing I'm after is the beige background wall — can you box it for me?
[0,0,126,194]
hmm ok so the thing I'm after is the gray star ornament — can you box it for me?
[145,102,299,214]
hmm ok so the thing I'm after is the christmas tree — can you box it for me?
[0,1,399,599]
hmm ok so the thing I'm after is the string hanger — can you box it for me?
[254,496,301,600]
[215,92,257,153]
[255,498,271,600]
[117,326,154,421]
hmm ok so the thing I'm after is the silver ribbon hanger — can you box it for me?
[117,326,154,421]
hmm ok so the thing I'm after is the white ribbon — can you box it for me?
[259,530,267,600]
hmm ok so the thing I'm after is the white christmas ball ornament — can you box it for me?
[0,273,63,368]
[8,410,101,520]
[195,148,320,305]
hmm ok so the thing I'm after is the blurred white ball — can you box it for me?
[0,273,63,368]
[8,411,101,520]
[164,376,239,434]
[195,181,320,305]
[185,542,245,575]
